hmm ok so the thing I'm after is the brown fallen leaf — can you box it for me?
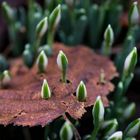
[0,43,118,127]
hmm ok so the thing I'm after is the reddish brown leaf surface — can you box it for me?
[0,43,118,127]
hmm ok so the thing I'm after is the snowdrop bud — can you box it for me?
[123,47,137,78]
[123,103,136,119]
[124,118,140,137]
[103,24,114,56]
[57,50,68,83]
[49,4,61,31]
[129,2,139,25]
[108,131,123,140]
[23,44,34,68]
[41,79,51,99]
[2,2,14,22]
[102,119,118,136]
[36,17,48,39]
[92,96,104,127]
[36,50,48,73]
[104,25,114,44]
[2,70,11,86]
[60,121,73,140]
[76,81,87,102]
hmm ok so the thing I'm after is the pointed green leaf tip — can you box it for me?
[76,81,87,102]
[103,24,114,56]
[2,2,14,22]
[92,96,104,127]
[129,1,139,26]
[60,121,73,140]
[36,50,48,73]
[41,79,51,99]
[107,131,123,140]
[124,118,140,137]
[123,103,136,119]
[104,24,114,45]
[49,4,61,31]
[123,47,137,78]
[57,50,68,83]
[36,17,48,39]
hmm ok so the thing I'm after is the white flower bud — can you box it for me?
[123,103,136,119]
[92,96,104,127]
[123,47,137,77]
[49,4,61,31]
[76,81,87,102]
[104,24,114,45]
[108,131,123,140]
[124,118,140,137]
[36,50,48,73]
[36,17,48,39]
[2,70,11,86]
[129,2,139,25]
[41,79,51,99]
[102,24,114,56]
[57,50,68,82]
[2,2,14,21]
[60,121,73,140]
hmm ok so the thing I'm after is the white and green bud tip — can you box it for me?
[129,2,139,26]
[41,79,51,99]
[102,119,118,136]
[92,96,104,127]
[36,50,48,73]
[49,4,61,32]
[36,17,48,39]
[2,2,14,22]
[60,121,73,140]
[76,81,87,102]
[123,103,136,119]
[108,131,123,140]
[124,118,140,137]
[2,70,11,86]
[123,47,137,79]
[102,24,114,56]
[57,50,68,83]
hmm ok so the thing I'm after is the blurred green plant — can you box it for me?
[1,1,140,140]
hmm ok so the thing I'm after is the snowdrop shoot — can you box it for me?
[124,118,140,137]
[49,4,61,32]
[36,17,48,39]
[76,81,87,102]
[108,131,123,140]
[90,96,104,140]
[102,24,114,56]
[36,50,48,73]
[41,79,51,99]
[1,70,11,86]
[57,50,68,83]
[60,121,73,140]
[48,4,61,49]
[129,1,139,26]
[93,96,104,127]
[2,2,14,21]
[123,47,137,79]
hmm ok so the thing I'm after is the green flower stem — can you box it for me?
[62,70,66,83]
[34,38,41,53]
[47,31,54,48]
[90,126,99,140]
